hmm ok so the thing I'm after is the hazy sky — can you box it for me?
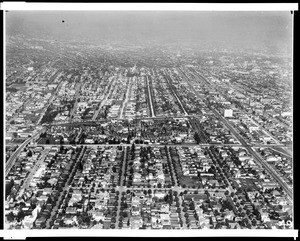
[6,11,293,50]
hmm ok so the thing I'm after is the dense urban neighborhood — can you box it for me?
[5,10,293,232]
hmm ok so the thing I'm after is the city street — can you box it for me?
[146,75,155,117]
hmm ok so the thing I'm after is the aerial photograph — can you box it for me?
[4,6,294,234]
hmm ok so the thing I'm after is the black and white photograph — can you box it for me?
[1,2,298,239]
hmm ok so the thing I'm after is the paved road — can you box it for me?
[119,147,128,186]
[211,107,293,199]
[115,147,128,232]
[178,193,188,229]
[36,142,286,149]
[189,117,209,143]
[37,143,231,229]
[74,128,83,143]
[243,113,281,145]
[37,81,63,125]
[146,75,155,118]
[207,147,234,192]
[251,146,293,188]
[68,82,83,122]
[269,147,292,158]
[22,148,50,190]
[193,68,285,147]
[179,68,292,199]
[166,146,178,187]
[119,77,131,119]
[163,70,188,116]
[92,76,116,121]
[5,132,41,177]
[46,146,86,228]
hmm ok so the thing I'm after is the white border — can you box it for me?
[3,8,6,231]
[291,10,294,230]
[0,3,299,11]
[2,2,297,239]
[0,229,299,239]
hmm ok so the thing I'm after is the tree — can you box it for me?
[189,202,195,210]
[179,220,183,227]
[131,143,135,153]
[5,179,14,198]
[194,132,201,144]
[17,210,25,221]
[40,132,47,138]
[252,219,257,227]
[6,212,14,222]
[246,209,251,216]
[204,190,210,197]
[111,217,116,223]
[164,194,169,202]
[122,212,128,218]
[27,150,33,157]
[31,202,37,210]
